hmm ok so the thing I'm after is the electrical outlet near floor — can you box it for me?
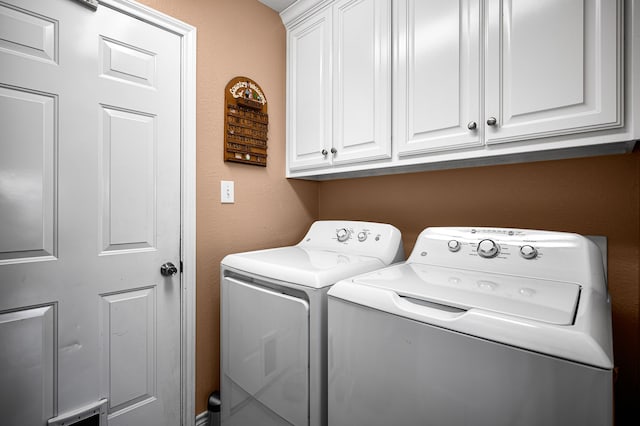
[221,180,234,203]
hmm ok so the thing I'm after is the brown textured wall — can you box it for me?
[135,0,319,414]
[319,152,640,424]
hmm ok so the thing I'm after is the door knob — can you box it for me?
[321,149,328,156]
[467,121,477,130]
[160,262,178,277]
[330,147,337,154]
[486,117,497,126]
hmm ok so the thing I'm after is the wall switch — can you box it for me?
[221,180,234,203]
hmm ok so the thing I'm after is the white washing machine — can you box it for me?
[328,227,613,426]
[220,220,404,426]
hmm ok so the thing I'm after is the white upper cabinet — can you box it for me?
[395,0,623,157]
[333,0,391,165]
[285,0,391,173]
[484,0,622,144]
[283,0,635,179]
[287,8,332,171]
[394,0,482,156]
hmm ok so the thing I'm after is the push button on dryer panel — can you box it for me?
[357,231,368,242]
[336,228,350,242]
[447,240,461,252]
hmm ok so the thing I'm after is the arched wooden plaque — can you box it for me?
[224,76,268,166]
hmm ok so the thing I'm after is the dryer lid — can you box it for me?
[222,246,385,289]
[349,263,581,325]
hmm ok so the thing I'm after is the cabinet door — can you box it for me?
[287,8,332,171]
[394,0,482,157]
[333,0,391,165]
[484,0,622,144]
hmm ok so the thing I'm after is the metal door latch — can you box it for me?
[160,262,179,277]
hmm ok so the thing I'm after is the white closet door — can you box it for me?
[0,1,182,425]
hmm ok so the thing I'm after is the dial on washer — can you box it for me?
[520,245,538,259]
[448,240,461,252]
[477,239,499,258]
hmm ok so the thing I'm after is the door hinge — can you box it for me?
[72,0,98,11]
[180,260,184,273]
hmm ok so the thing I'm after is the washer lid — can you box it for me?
[350,263,581,325]
[221,246,385,289]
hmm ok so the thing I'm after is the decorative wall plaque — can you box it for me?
[224,76,268,166]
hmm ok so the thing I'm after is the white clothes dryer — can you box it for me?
[220,220,403,426]
[328,227,613,426]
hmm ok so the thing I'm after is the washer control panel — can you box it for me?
[444,237,540,261]
[434,229,544,262]
[407,227,599,282]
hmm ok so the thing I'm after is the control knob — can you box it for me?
[336,228,350,242]
[477,239,499,258]
[447,240,461,252]
[357,231,367,242]
[520,245,538,259]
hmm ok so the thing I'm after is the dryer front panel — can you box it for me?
[223,276,309,426]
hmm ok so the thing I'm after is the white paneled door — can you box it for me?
[0,0,182,425]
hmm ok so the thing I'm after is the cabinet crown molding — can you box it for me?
[280,0,333,28]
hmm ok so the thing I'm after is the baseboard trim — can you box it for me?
[195,411,209,426]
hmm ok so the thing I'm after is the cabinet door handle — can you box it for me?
[330,147,337,154]
[321,149,328,156]
[467,121,477,130]
[486,117,497,126]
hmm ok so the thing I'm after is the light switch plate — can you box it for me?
[221,180,234,203]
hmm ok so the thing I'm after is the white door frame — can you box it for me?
[98,1,197,425]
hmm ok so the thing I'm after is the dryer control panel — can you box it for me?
[297,220,405,264]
